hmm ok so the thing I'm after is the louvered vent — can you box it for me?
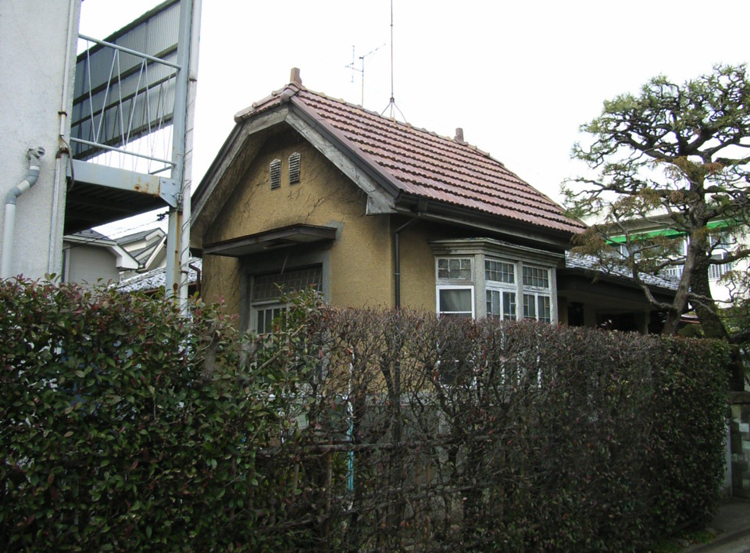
[289,152,301,184]
[270,159,281,189]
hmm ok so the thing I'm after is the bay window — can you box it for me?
[432,239,560,324]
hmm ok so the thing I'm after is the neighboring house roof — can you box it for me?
[64,230,139,270]
[116,227,167,271]
[193,70,586,249]
[117,257,202,293]
[564,252,679,291]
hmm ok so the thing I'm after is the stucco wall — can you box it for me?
[0,0,78,278]
[202,128,392,314]
[64,245,120,286]
[397,220,465,313]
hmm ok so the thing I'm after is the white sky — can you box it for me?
[80,0,750,237]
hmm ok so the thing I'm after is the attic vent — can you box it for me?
[289,152,301,184]
[270,159,281,189]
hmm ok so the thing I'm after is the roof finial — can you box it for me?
[290,67,302,86]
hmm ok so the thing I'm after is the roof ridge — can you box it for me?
[299,89,493,156]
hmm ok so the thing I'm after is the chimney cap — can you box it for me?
[455,128,465,144]
[290,67,302,86]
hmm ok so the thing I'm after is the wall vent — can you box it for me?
[270,159,281,189]
[289,152,301,184]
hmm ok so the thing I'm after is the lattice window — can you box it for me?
[485,259,515,284]
[437,258,472,281]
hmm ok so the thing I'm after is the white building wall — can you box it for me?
[0,0,79,278]
[64,245,121,287]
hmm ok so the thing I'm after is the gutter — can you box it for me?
[2,148,45,278]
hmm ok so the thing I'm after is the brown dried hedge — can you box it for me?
[0,282,728,552]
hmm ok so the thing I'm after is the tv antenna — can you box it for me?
[381,0,405,122]
[345,43,385,107]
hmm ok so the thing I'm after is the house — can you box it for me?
[116,228,168,280]
[117,257,202,296]
[62,229,139,286]
[605,213,748,305]
[191,69,676,334]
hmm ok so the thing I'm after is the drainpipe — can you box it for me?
[394,213,421,309]
[2,148,45,279]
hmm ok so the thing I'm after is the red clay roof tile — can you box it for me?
[236,83,586,235]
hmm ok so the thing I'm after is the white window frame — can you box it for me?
[436,256,473,282]
[431,240,559,324]
[252,301,287,335]
[709,252,733,280]
[521,264,552,323]
[436,285,475,318]
[485,258,517,320]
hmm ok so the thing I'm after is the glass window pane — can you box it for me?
[437,258,472,281]
[257,310,265,334]
[485,260,514,283]
[538,296,551,323]
[438,258,449,279]
[522,266,549,289]
[523,294,535,319]
[503,292,516,320]
[440,289,472,312]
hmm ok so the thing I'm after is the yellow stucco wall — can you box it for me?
[397,220,454,312]
[202,128,393,315]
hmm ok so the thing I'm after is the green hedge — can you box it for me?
[0,281,729,552]
[0,280,305,552]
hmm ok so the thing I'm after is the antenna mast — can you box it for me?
[381,0,405,121]
[345,43,385,106]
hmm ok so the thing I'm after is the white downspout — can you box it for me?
[2,148,46,279]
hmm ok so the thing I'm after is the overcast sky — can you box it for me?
[80,0,750,236]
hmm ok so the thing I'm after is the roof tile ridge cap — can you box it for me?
[300,88,391,120]
[234,83,304,122]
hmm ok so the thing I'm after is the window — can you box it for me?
[255,303,286,334]
[251,266,322,333]
[523,294,551,323]
[436,258,474,317]
[437,286,474,318]
[522,266,549,288]
[437,257,472,281]
[486,289,516,320]
[485,259,514,284]
[486,259,516,320]
[521,265,551,322]
[431,240,559,324]
[270,159,281,189]
[709,253,733,280]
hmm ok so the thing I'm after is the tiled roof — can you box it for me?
[238,83,586,236]
[67,229,112,242]
[564,252,678,290]
[117,258,201,293]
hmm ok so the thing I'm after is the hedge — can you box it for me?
[0,281,729,552]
